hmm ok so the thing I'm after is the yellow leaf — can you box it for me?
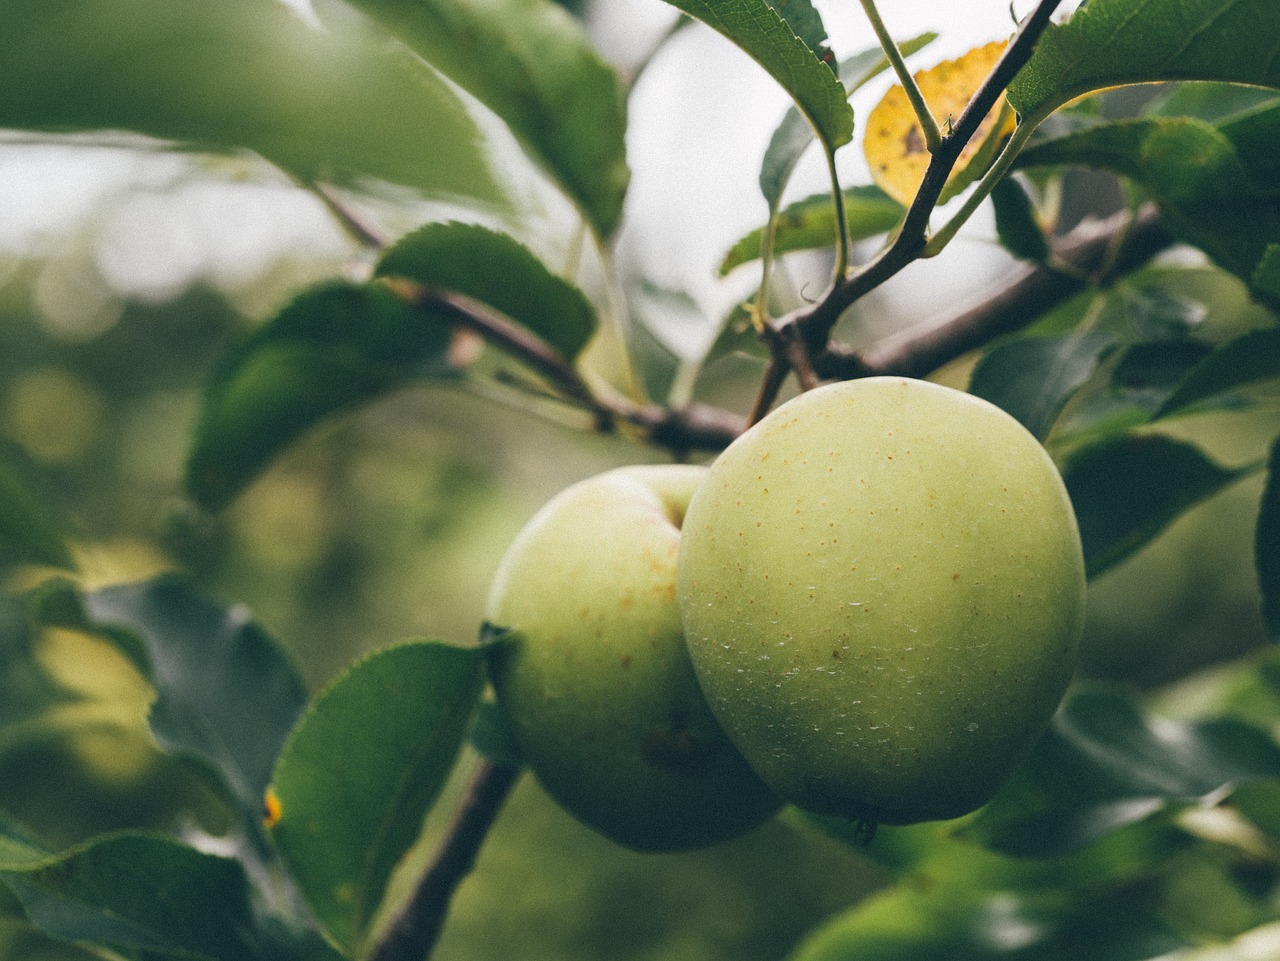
[864,40,1016,207]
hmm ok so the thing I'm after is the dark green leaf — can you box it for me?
[0,0,504,209]
[990,175,1050,263]
[0,453,74,574]
[332,0,628,236]
[1016,117,1280,305]
[468,696,524,767]
[1156,327,1280,419]
[967,687,1280,858]
[1109,339,1215,415]
[185,280,452,512]
[790,876,1184,961]
[0,832,275,961]
[719,186,903,275]
[758,34,936,212]
[764,0,826,54]
[268,641,487,954]
[1008,0,1280,127]
[1253,244,1280,303]
[375,221,597,362]
[1061,433,1250,577]
[77,577,308,820]
[968,331,1118,440]
[1117,284,1207,341]
[1259,436,1280,641]
[660,0,852,151]
[1218,102,1280,191]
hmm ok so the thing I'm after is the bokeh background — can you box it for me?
[1,0,1273,959]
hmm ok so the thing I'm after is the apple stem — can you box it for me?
[367,759,523,961]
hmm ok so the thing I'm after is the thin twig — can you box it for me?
[818,204,1172,380]
[312,181,390,250]
[859,0,942,152]
[383,277,609,422]
[368,761,523,961]
[750,0,1066,417]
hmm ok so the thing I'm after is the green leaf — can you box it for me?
[1259,436,1280,641]
[332,0,628,236]
[1015,117,1280,303]
[967,687,1280,858]
[1061,432,1250,577]
[719,185,903,275]
[73,577,308,820]
[790,876,1184,961]
[660,0,853,151]
[0,832,275,961]
[765,0,827,54]
[0,450,74,574]
[1155,327,1280,419]
[1007,0,1280,127]
[968,331,1118,441]
[375,221,597,361]
[1218,102,1280,191]
[185,280,452,512]
[990,175,1050,263]
[1108,339,1215,415]
[0,0,504,209]
[268,641,487,954]
[758,34,936,213]
[1251,244,1280,304]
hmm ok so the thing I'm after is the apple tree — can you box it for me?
[1,0,1280,959]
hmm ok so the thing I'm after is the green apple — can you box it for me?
[485,465,781,851]
[677,377,1085,827]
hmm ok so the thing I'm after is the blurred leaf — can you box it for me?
[720,186,904,275]
[1117,285,1207,341]
[186,280,452,512]
[1108,339,1215,415]
[0,0,504,208]
[1218,103,1280,191]
[1007,0,1280,127]
[1251,244,1280,305]
[1015,117,1280,298]
[1148,83,1280,127]
[789,876,1184,961]
[375,221,597,361]
[990,175,1050,263]
[1155,327,1280,419]
[268,641,487,954]
[71,577,309,821]
[967,687,1280,859]
[660,0,853,151]
[0,832,275,961]
[759,34,936,213]
[332,0,628,236]
[1061,432,1250,577]
[865,41,1016,208]
[1259,436,1280,641]
[0,451,75,574]
[968,331,1118,440]
[1155,923,1280,961]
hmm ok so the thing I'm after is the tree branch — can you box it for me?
[818,204,1172,380]
[751,0,1067,416]
[368,760,523,961]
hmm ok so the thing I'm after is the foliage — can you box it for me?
[0,0,1279,959]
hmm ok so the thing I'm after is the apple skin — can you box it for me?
[485,465,781,852]
[676,377,1085,826]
